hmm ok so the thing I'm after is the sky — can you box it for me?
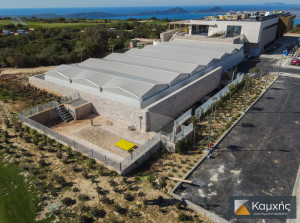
[1,0,299,8]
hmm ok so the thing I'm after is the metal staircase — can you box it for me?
[53,101,73,123]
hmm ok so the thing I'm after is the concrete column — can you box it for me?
[189,25,192,35]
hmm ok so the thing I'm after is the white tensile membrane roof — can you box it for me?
[44,40,241,102]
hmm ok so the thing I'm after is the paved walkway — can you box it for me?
[176,74,300,222]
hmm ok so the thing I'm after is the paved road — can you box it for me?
[236,57,300,76]
[176,74,300,222]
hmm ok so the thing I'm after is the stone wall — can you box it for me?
[64,102,92,120]
[28,107,59,125]
[174,35,241,44]
[146,67,222,118]
[160,31,174,42]
[29,76,148,132]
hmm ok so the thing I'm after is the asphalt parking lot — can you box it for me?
[176,75,300,222]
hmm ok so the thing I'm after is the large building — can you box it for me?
[30,40,243,132]
[166,11,296,53]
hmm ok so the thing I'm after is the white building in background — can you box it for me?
[166,11,296,53]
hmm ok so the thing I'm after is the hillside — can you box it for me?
[126,7,189,16]
[5,7,190,19]
[259,2,287,6]
[192,6,228,13]
[63,11,117,19]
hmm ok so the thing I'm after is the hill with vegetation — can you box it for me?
[259,2,287,6]
[192,6,228,13]
[2,7,190,19]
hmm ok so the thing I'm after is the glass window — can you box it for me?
[192,25,208,35]
[226,26,242,37]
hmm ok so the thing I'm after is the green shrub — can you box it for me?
[61,197,74,206]
[123,192,134,201]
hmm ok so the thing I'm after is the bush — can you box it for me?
[159,181,166,188]
[114,203,124,214]
[178,212,190,221]
[175,201,182,209]
[56,176,66,186]
[70,163,78,172]
[108,179,118,187]
[38,158,47,167]
[61,156,68,164]
[95,185,105,195]
[56,150,63,159]
[91,207,106,219]
[166,162,174,166]
[138,191,145,197]
[100,196,113,205]
[78,193,89,201]
[82,169,89,179]
[123,192,134,201]
[61,197,74,206]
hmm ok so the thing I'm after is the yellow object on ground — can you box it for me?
[115,139,135,151]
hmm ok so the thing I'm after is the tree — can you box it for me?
[108,38,116,53]
[90,207,105,222]
[149,33,158,39]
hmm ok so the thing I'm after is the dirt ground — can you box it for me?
[75,126,138,159]
[46,114,156,162]
[0,66,58,75]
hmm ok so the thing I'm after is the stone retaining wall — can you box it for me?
[29,76,148,132]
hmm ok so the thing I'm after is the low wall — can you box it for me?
[64,101,92,120]
[160,31,174,42]
[146,67,222,118]
[174,35,241,44]
[29,76,148,132]
[28,106,59,125]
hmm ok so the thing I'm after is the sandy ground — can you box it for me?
[46,114,156,162]
[74,126,138,159]
[0,66,59,75]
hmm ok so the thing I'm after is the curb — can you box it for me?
[169,74,281,221]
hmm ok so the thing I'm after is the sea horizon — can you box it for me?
[1,4,300,16]
[0,5,299,25]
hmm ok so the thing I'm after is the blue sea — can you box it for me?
[0,5,299,25]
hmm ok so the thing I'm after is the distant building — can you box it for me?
[166,11,296,54]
